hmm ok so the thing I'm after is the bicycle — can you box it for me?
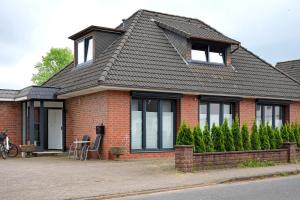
[0,129,19,159]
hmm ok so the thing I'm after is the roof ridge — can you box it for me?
[240,46,300,86]
[98,10,143,82]
[276,59,300,65]
[142,9,240,44]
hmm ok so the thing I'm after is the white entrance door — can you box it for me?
[48,109,63,150]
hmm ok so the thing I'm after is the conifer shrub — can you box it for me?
[259,123,270,150]
[232,116,243,151]
[176,122,194,145]
[211,124,225,152]
[281,124,290,142]
[294,123,300,148]
[203,122,214,152]
[266,123,276,149]
[222,118,235,151]
[274,127,283,149]
[241,123,251,150]
[193,125,205,153]
[251,121,261,150]
[289,123,296,143]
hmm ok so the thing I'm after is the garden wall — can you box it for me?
[175,143,297,172]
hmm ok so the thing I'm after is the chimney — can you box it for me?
[122,19,126,28]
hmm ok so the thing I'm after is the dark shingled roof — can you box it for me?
[43,9,300,100]
[276,59,300,83]
[0,89,19,100]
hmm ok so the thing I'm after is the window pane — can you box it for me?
[200,103,207,130]
[162,100,173,148]
[209,52,224,64]
[146,100,158,149]
[210,103,220,127]
[275,106,283,128]
[191,49,207,61]
[131,99,142,150]
[256,105,262,126]
[86,38,93,61]
[264,105,273,126]
[77,40,84,65]
[223,104,232,127]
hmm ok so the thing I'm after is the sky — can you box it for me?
[0,0,300,89]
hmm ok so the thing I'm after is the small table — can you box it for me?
[73,141,90,160]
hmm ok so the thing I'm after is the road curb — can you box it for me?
[78,169,300,200]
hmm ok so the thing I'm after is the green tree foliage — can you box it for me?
[211,124,225,152]
[266,123,276,149]
[251,121,261,150]
[289,123,296,143]
[203,122,214,152]
[32,47,73,85]
[294,123,300,148]
[222,118,235,151]
[259,123,270,150]
[176,122,194,145]
[193,125,205,153]
[241,123,251,150]
[232,116,243,151]
[281,124,290,142]
[274,128,283,149]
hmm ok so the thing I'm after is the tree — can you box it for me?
[211,124,225,152]
[281,124,290,142]
[176,122,194,145]
[289,123,296,143]
[32,47,73,85]
[232,116,243,151]
[222,118,235,151]
[274,128,283,149]
[241,123,251,150]
[193,125,205,153]
[251,121,261,150]
[203,122,214,152]
[266,123,276,149]
[259,123,270,150]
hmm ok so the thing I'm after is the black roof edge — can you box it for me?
[68,25,125,40]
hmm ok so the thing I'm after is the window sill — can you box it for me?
[130,148,174,153]
[188,60,225,66]
[76,60,93,68]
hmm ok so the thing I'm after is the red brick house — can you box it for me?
[1,9,300,159]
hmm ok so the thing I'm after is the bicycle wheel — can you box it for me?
[0,145,7,160]
[8,144,18,157]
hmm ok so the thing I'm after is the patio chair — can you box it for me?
[68,135,90,159]
[82,134,103,160]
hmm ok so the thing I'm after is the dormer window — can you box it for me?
[77,37,93,66]
[191,42,226,65]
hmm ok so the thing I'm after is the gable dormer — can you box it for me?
[69,25,125,67]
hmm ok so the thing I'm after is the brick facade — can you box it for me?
[288,102,300,124]
[0,102,21,144]
[238,98,256,127]
[179,95,199,127]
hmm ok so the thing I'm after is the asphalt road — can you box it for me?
[116,175,300,200]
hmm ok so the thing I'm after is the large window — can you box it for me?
[77,37,93,65]
[199,102,233,129]
[256,104,284,128]
[131,98,176,151]
[191,43,225,64]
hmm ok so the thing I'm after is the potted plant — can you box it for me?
[110,147,126,160]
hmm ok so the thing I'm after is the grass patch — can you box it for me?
[238,160,275,168]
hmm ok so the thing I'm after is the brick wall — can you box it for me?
[0,101,21,144]
[238,98,255,127]
[179,95,198,127]
[289,102,300,123]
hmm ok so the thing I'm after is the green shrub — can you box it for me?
[251,121,261,150]
[222,118,235,151]
[211,124,225,152]
[176,122,194,145]
[259,123,270,150]
[203,122,214,152]
[294,123,300,148]
[274,128,283,149]
[232,116,243,151]
[193,125,205,153]
[281,124,290,142]
[241,123,251,150]
[289,123,296,143]
[266,123,276,149]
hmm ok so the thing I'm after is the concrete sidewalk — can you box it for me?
[1,157,300,200]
